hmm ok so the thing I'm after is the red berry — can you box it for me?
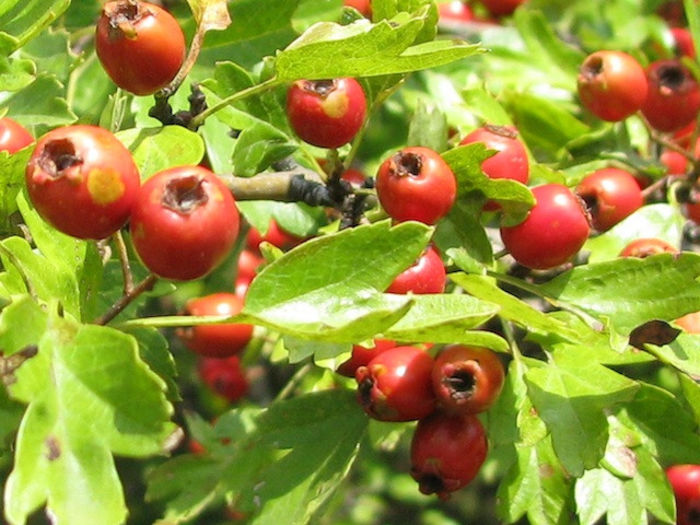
[286,78,367,149]
[95,0,186,96]
[666,465,700,525]
[671,27,696,58]
[246,219,301,252]
[336,339,396,378]
[479,0,526,16]
[460,124,529,210]
[376,146,457,225]
[575,167,644,232]
[619,237,678,258]
[129,165,240,280]
[431,345,505,414]
[438,1,475,22]
[355,346,436,422]
[500,184,591,270]
[642,59,700,132]
[410,412,488,499]
[386,245,446,294]
[25,125,140,240]
[0,117,33,153]
[343,0,372,17]
[198,355,249,402]
[177,293,253,358]
[577,51,648,122]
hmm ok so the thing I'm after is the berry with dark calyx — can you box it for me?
[0,117,33,153]
[410,412,488,500]
[376,146,457,225]
[666,464,700,525]
[355,346,436,422]
[286,78,367,149]
[386,245,446,294]
[500,184,591,270]
[642,59,700,132]
[576,167,644,232]
[459,124,529,210]
[337,339,396,378]
[198,355,249,403]
[25,125,140,240]
[577,50,648,122]
[95,0,186,96]
[177,293,253,358]
[431,345,505,414]
[129,165,240,281]
[619,238,678,258]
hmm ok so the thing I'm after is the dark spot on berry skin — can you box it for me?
[162,175,208,214]
[302,79,337,98]
[357,375,375,410]
[580,55,604,81]
[413,470,446,496]
[393,152,423,177]
[38,139,82,177]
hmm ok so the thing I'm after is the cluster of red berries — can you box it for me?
[339,342,504,499]
[22,124,241,282]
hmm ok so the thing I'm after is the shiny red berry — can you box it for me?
[431,345,505,414]
[386,246,446,294]
[576,167,644,232]
[336,339,396,378]
[642,59,700,132]
[355,346,436,422]
[666,464,700,525]
[500,184,591,269]
[0,117,33,153]
[410,412,488,499]
[198,355,249,402]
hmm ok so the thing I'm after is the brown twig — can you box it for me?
[94,274,158,326]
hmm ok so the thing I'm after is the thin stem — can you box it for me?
[0,242,38,301]
[160,22,206,98]
[94,274,158,326]
[275,362,314,401]
[113,231,134,293]
[189,78,281,129]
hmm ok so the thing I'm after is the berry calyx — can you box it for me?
[642,59,700,132]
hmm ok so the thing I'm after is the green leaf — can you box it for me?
[232,122,297,177]
[237,200,325,238]
[496,437,573,525]
[0,54,35,92]
[4,309,175,525]
[584,204,685,263]
[382,293,504,348]
[0,147,32,231]
[407,98,448,152]
[242,221,431,341]
[442,144,535,225]
[679,373,700,425]
[274,14,482,80]
[524,353,639,476]
[0,0,70,53]
[1,74,76,136]
[539,253,700,334]
[435,198,494,267]
[615,383,700,465]
[451,273,579,339]
[148,391,367,524]
[116,126,205,180]
[644,332,700,380]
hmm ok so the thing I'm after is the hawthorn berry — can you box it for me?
[198,355,249,402]
[95,0,186,96]
[410,412,488,499]
[375,146,457,224]
[177,293,253,358]
[642,59,700,132]
[25,125,140,240]
[343,0,372,17]
[0,117,33,153]
[386,245,446,294]
[336,339,396,378]
[247,219,301,252]
[286,78,367,149]
[619,238,678,258]
[671,27,696,58]
[431,345,505,414]
[500,184,591,270]
[479,0,526,17]
[666,464,700,525]
[459,124,529,210]
[576,167,644,232]
[355,346,436,422]
[438,1,475,22]
[577,50,648,122]
[129,165,240,280]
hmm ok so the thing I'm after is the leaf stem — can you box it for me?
[0,242,38,301]
[94,274,158,326]
[189,78,282,129]
[113,231,134,294]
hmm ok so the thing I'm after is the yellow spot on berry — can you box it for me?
[321,90,349,119]
[87,168,125,206]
